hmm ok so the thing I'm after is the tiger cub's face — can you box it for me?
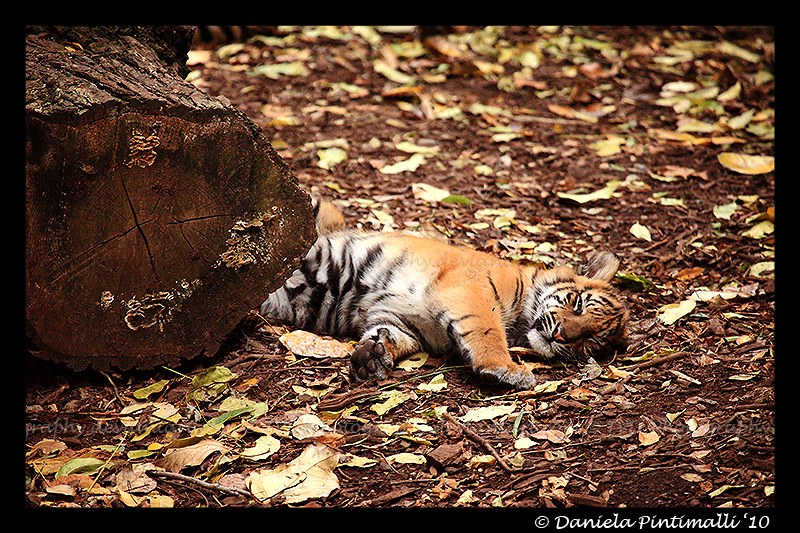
[523,252,629,363]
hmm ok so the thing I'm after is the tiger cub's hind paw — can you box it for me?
[349,337,393,383]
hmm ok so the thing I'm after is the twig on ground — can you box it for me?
[599,351,691,395]
[147,470,252,499]
[441,412,517,473]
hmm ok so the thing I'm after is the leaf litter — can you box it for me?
[27,25,773,509]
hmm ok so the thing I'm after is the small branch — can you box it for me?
[147,470,252,499]
[441,412,516,473]
[630,351,690,371]
[100,371,127,407]
[599,351,691,395]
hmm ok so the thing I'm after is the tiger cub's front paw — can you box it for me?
[349,337,393,383]
[476,364,537,391]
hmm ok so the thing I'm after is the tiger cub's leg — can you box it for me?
[349,324,421,383]
[436,284,537,391]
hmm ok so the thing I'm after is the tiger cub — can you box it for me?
[261,202,628,390]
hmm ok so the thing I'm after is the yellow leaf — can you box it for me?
[457,489,479,505]
[118,489,143,507]
[339,453,378,468]
[397,352,428,370]
[718,152,774,175]
[591,136,627,156]
[532,380,563,394]
[467,455,496,468]
[657,300,696,325]
[370,391,412,416]
[240,435,281,461]
[713,202,738,220]
[653,130,710,144]
[387,452,426,465]
[417,373,448,392]
[411,182,450,202]
[514,437,536,450]
[666,410,685,423]
[717,82,741,102]
[629,222,652,242]
[316,147,347,170]
[748,261,774,278]
[250,62,309,79]
[556,180,621,204]
[459,403,517,423]
[147,494,175,508]
[742,220,774,239]
[373,59,416,84]
[396,141,439,154]
[380,153,426,174]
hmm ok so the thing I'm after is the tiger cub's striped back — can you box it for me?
[262,204,628,390]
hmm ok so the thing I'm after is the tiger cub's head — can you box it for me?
[523,251,629,363]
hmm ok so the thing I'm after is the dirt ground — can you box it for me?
[26,26,775,511]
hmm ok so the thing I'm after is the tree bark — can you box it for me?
[25,26,316,371]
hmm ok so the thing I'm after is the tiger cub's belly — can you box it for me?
[262,232,455,352]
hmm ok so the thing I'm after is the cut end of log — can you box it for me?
[26,26,317,371]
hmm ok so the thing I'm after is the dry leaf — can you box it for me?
[279,330,353,359]
[717,152,774,175]
[457,489,479,505]
[467,455,496,468]
[691,423,711,438]
[387,452,426,465]
[532,380,563,394]
[240,435,281,461]
[246,443,339,504]
[154,439,229,472]
[629,222,652,242]
[339,453,378,468]
[638,431,660,446]
[605,366,633,380]
[412,182,450,202]
[657,300,696,325]
[417,373,448,392]
[291,414,332,439]
[380,153,426,174]
[316,147,347,170]
[676,266,704,281]
[397,351,428,370]
[742,220,774,239]
[115,463,159,495]
[557,180,620,204]
[568,387,598,401]
[531,428,570,444]
[713,202,738,220]
[548,104,598,123]
[514,437,536,450]
[591,135,627,156]
[370,391,413,416]
[459,403,517,422]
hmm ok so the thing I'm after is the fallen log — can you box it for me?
[25,26,316,371]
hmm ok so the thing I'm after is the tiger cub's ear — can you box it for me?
[581,251,620,282]
[312,197,346,235]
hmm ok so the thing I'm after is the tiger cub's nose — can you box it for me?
[553,324,566,343]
